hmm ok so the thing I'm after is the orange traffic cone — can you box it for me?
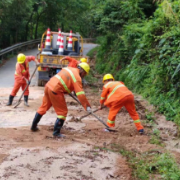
[58,35,64,55]
[45,28,51,49]
[67,30,73,51]
[56,28,61,49]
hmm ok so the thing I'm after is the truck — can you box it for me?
[37,29,88,86]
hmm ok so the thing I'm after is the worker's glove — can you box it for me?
[99,104,104,110]
[28,80,31,85]
[36,62,40,66]
[24,78,31,85]
[86,107,92,113]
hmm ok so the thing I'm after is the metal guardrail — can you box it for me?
[0,39,41,59]
[0,38,95,61]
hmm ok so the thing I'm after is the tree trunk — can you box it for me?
[25,12,34,41]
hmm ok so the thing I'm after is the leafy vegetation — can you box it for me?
[96,144,180,180]
[91,0,180,124]
[0,0,92,48]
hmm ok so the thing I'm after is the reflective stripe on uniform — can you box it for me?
[64,68,77,83]
[14,62,27,75]
[55,74,71,93]
[76,91,85,96]
[107,84,125,99]
[57,115,66,120]
[107,119,115,124]
[101,97,105,100]
[134,119,140,123]
[104,81,112,88]
[15,63,19,75]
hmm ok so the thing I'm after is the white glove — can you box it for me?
[86,107,92,113]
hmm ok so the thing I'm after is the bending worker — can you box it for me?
[99,74,144,134]
[31,62,91,138]
[7,53,39,106]
[60,56,87,68]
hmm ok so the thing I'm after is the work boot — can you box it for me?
[6,95,14,106]
[24,95,29,107]
[139,129,144,135]
[53,118,65,138]
[31,112,42,131]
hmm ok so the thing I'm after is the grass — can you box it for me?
[94,144,180,180]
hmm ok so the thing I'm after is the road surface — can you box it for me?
[0,43,97,87]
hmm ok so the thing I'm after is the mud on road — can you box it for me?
[0,85,180,179]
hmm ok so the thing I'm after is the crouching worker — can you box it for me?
[99,74,144,134]
[7,53,39,106]
[31,62,91,138]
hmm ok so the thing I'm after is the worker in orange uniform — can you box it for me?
[99,74,144,134]
[31,62,91,138]
[6,53,39,106]
[60,56,87,68]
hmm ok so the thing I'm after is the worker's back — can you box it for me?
[103,81,132,106]
[46,67,82,94]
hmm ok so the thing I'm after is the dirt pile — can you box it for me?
[0,85,180,179]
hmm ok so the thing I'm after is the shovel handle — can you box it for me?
[79,106,105,120]
[68,93,112,130]
[68,93,81,105]
[90,112,110,129]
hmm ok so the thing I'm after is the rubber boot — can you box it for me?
[31,112,42,131]
[24,95,29,107]
[6,95,14,106]
[139,129,144,135]
[53,118,65,138]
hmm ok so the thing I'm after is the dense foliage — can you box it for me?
[0,0,92,48]
[93,0,180,124]
[1,0,180,124]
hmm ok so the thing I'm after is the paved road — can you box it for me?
[0,43,97,88]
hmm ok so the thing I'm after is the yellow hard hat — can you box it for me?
[80,58,87,63]
[103,74,114,83]
[78,62,90,74]
[17,53,26,64]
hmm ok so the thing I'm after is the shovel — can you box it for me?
[68,93,116,132]
[79,106,105,120]
[14,65,38,108]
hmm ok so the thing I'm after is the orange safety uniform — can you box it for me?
[65,56,80,68]
[11,56,35,96]
[100,81,144,131]
[37,67,90,121]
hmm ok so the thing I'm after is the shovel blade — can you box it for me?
[13,101,21,108]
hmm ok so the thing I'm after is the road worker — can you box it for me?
[60,56,87,68]
[6,53,39,106]
[31,62,91,138]
[99,74,144,134]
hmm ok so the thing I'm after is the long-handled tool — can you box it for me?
[79,108,102,120]
[79,106,105,120]
[68,93,116,132]
[14,65,38,108]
